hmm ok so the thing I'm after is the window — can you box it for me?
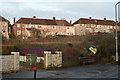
[58,27,60,29]
[2,22,7,26]
[17,30,21,35]
[31,26,34,28]
[110,26,113,29]
[22,25,25,28]
[38,26,41,28]
[26,25,29,28]
[3,30,5,33]
[22,31,25,34]
[40,32,43,34]
[44,26,46,28]
[53,26,55,29]
[82,24,84,26]
[51,32,54,34]
[55,32,57,35]
[48,26,51,29]
[17,24,20,28]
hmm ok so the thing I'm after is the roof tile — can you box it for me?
[73,18,115,26]
[0,16,10,23]
[16,18,71,26]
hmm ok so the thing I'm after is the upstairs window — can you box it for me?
[17,24,20,28]
[58,27,60,29]
[2,22,7,26]
[22,31,25,34]
[53,26,55,29]
[3,30,5,33]
[38,26,41,28]
[17,30,21,35]
[22,25,25,28]
[31,26,34,28]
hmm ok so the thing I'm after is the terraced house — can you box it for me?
[118,22,120,31]
[73,17,116,35]
[13,16,75,39]
[0,16,10,39]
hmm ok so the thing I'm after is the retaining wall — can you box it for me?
[1,52,19,73]
[44,50,62,69]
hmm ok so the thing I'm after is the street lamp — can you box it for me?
[115,1,120,62]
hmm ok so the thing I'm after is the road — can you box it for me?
[2,64,120,79]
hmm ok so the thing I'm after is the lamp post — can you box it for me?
[115,1,120,62]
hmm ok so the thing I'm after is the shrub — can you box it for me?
[20,61,26,66]
[9,33,15,39]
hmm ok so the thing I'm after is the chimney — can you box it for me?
[70,20,72,24]
[53,17,56,20]
[89,17,92,20]
[13,17,15,24]
[104,18,106,20]
[33,16,36,18]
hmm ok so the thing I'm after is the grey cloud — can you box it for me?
[0,2,116,24]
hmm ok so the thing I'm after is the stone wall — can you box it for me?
[1,52,20,73]
[44,50,62,69]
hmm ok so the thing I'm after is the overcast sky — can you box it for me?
[0,0,120,24]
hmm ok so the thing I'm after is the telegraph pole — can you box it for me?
[115,1,120,62]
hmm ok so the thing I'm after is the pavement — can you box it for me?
[2,63,120,79]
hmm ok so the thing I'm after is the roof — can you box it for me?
[0,16,10,23]
[16,17,71,26]
[73,18,115,26]
[55,20,72,26]
[17,48,56,57]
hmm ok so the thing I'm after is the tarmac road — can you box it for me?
[2,63,120,79]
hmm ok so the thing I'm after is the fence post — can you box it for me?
[55,50,62,67]
[11,52,20,72]
[44,50,51,69]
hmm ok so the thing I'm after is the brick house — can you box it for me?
[118,22,120,31]
[73,17,116,36]
[13,16,74,39]
[0,16,10,39]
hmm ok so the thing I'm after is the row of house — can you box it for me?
[13,16,74,39]
[1,16,120,39]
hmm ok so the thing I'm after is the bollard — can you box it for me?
[33,67,37,80]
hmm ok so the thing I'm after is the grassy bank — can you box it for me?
[2,32,120,63]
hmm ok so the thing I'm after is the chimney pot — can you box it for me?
[13,17,15,24]
[104,18,106,20]
[53,17,56,20]
[89,17,92,20]
[70,20,72,24]
[33,16,36,18]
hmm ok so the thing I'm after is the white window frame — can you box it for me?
[17,30,21,35]
[22,25,25,28]
[17,24,21,28]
